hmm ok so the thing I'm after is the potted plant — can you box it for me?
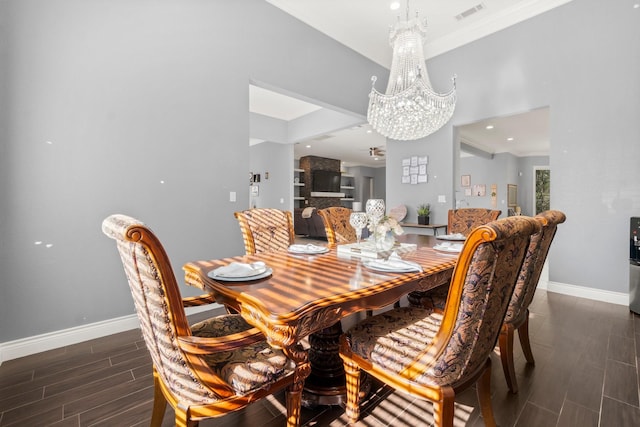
[417,203,430,225]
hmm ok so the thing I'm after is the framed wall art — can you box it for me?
[472,184,486,197]
[508,184,518,207]
[401,155,428,184]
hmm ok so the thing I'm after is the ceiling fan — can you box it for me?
[369,147,385,157]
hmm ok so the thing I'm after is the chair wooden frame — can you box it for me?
[102,214,302,427]
[234,208,295,255]
[498,210,566,393]
[339,216,540,427]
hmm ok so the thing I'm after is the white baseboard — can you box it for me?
[0,280,629,366]
[0,304,218,365]
[542,280,628,306]
[536,261,628,306]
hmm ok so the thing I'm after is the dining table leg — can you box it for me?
[301,321,371,407]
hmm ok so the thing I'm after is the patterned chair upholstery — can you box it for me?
[234,208,295,255]
[318,206,356,244]
[339,216,540,427]
[102,214,301,427]
[447,208,501,236]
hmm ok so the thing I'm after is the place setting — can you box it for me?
[436,233,466,241]
[208,261,273,282]
[362,251,423,273]
[433,241,464,254]
[288,243,330,254]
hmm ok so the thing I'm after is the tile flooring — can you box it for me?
[1,291,640,426]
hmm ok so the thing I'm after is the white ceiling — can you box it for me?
[458,107,550,157]
[250,0,565,166]
[266,0,572,67]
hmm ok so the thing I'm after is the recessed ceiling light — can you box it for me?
[366,129,372,134]
[507,137,514,141]
[306,144,311,148]
[485,125,494,130]
[634,3,639,8]
[390,2,400,11]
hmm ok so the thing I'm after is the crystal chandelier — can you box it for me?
[367,2,457,141]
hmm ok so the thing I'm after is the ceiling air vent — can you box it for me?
[455,3,485,21]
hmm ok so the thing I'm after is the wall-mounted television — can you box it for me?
[312,170,341,193]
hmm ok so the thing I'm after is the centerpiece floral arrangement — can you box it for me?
[370,215,404,236]
[369,215,404,250]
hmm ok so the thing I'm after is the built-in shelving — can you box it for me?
[293,168,306,208]
[340,174,355,207]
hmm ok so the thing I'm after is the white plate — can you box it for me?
[433,244,463,253]
[208,267,273,282]
[436,233,466,241]
[362,261,421,273]
[288,245,329,254]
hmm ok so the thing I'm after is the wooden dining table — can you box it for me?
[183,234,457,408]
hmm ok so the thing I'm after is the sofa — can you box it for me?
[293,207,327,239]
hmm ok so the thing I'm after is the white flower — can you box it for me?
[370,215,404,236]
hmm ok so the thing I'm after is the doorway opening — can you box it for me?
[454,107,550,216]
[534,166,551,215]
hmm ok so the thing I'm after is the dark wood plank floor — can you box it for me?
[2,290,640,426]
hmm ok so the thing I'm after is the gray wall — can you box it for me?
[386,137,453,225]
[457,152,519,213]
[386,0,640,292]
[249,142,293,210]
[346,165,386,207]
[2,0,639,346]
[0,0,388,342]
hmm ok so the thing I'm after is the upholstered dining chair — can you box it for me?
[234,208,295,255]
[339,216,540,427]
[447,208,501,236]
[318,206,356,244]
[102,214,302,427]
[498,210,566,392]
[415,210,567,393]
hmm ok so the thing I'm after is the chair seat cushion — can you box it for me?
[191,314,295,395]
[346,307,458,387]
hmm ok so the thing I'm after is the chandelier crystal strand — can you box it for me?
[367,6,456,141]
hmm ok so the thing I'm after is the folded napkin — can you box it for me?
[433,242,464,253]
[365,252,423,272]
[438,233,466,241]
[288,243,327,253]
[213,261,267,278]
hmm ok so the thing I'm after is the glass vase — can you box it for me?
[375,231,396,251]
[349,212,368,244]
[366,199,385,229]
